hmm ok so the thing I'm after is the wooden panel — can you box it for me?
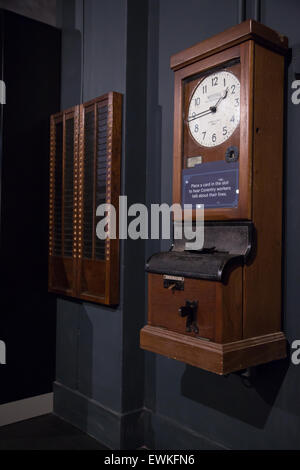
[49,107,79,296]
[141,325,223,373]
[104,92,122,305]
[140,325,286,375]
[49,93,122,306]
[148,268,243,343]
[78,259,106,303]
[215,266,243,343]
[222,332,286,374]
[48,257,74,295]
[77,92,122,305]
[243,45,285,338]
[148,274,215,340]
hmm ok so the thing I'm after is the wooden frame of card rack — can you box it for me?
[140,20,289,374]
[48,92,122,306]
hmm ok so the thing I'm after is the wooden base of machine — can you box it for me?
[140,325,287,375]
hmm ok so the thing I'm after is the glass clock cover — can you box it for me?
[188,70,240,148]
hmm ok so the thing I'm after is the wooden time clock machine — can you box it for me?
[140,20,289,375]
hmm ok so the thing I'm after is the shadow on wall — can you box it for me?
[54,299,93,437]
[74,305,94,442]
[181,354,290,429]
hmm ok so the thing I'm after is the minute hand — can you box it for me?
[187,108,213,123]
[210,87,229,112]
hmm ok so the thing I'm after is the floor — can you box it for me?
[0,414,108,450]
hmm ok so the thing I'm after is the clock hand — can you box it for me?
[187,109,213,122]
[188,87,229,122]
[209,87,229,113]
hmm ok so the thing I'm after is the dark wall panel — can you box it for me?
[121,0,148,414]
[264,0,300,344]
[82,0,126,100]
[55,299,80,390]
[56,0,127,416]
[77,304,123,410]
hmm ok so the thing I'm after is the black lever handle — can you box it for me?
[178,300,199,333]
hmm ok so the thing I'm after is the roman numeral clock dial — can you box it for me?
[188,71,240,147]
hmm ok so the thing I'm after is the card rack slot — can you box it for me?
[95,101,108,261]
[53,121,63,256]
[83,110,95,259]
[64,118,74,257]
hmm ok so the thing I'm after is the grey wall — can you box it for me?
[55,0,300,450]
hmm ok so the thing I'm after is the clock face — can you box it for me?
[187,70,240,147]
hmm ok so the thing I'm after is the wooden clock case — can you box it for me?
[140,20,289,375]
